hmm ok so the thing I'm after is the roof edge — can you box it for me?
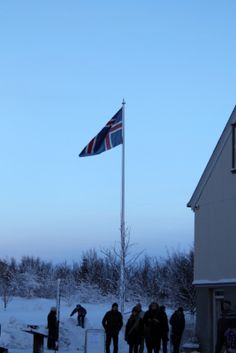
[194,278,236,286]
[187,105,236,210]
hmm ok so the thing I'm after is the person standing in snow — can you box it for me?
[143,302,163,353]
[47,306,58,350]
[70,304,87,328]
[169,307,185,353]
[125,306,144,353]
[159,305,169,353]
[135,303,145,353]
[102,302,123,353]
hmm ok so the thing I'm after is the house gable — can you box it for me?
[187,105,236,210]
[188,106,236,282]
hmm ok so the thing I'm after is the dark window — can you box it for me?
[232,123,236,172]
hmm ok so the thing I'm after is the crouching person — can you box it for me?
[70,304,87,328]
[102,303,123,353]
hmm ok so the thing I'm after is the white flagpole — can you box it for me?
[119,99,126,315]
[56,278,61,351]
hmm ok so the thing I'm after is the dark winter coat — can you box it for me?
[169,310,185,336]
[102,310,123,335]
[70,305,87,317]
[125,315,144,345]
[47,310,58,341]
[143,308,163,342]
[159,308,169,340]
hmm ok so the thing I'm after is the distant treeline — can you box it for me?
[0,248,195,312]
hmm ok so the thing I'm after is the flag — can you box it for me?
[79,108,123,157]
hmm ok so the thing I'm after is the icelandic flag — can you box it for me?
[79,108,123,157]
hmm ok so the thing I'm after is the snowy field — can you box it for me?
[0,297,193,353]
[0,297,140,353]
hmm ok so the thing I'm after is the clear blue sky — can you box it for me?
[0,1,236,263]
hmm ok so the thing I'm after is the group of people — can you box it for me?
[102,302,185,353]
[46,302,185,353]
[215,300,236,353]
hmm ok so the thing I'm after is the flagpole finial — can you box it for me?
[122,98,126,105]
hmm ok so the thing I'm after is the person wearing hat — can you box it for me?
[47,307,58,350]
[70,304,87,328]
[102,303,123,353]
[169,307,185,353]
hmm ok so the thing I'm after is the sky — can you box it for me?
[0,0,236,263]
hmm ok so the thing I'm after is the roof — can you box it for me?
[187,106,236,210]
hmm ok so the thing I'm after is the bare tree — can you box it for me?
[165,249,196,313]
[102,228,143,311]
[0,260,14,309]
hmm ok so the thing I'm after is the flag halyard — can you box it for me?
[79,108,123,157]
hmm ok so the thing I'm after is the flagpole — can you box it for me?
[120,99,126,315]
[56,278,61,351]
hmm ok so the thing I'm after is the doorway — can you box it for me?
[212,289,224,351]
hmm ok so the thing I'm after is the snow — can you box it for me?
[0,297,137,353]
[0,297,193,353]
[193,278,236,285]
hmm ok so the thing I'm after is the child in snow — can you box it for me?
[70,304,87,328]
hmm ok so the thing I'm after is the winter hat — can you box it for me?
[51,306,57,312]
[112,303,118,308]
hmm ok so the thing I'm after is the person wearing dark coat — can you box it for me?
[143,302,163,353]
[102,303,123,353]
[135,303,145,353]
[159,305,169,353]
[47,306,58,350]
[169,307,185,353]
[125,306,144,353]
[70,304,87,328]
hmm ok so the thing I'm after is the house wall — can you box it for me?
[195,287,212,353]
[191,109,236,352]
[194,132,236,282]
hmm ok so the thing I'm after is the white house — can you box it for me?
[187,106,236,353]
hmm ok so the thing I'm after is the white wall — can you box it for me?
[194,131,236,281]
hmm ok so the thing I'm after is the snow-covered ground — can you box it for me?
[0,297,193,353]
[0,297,138,353]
